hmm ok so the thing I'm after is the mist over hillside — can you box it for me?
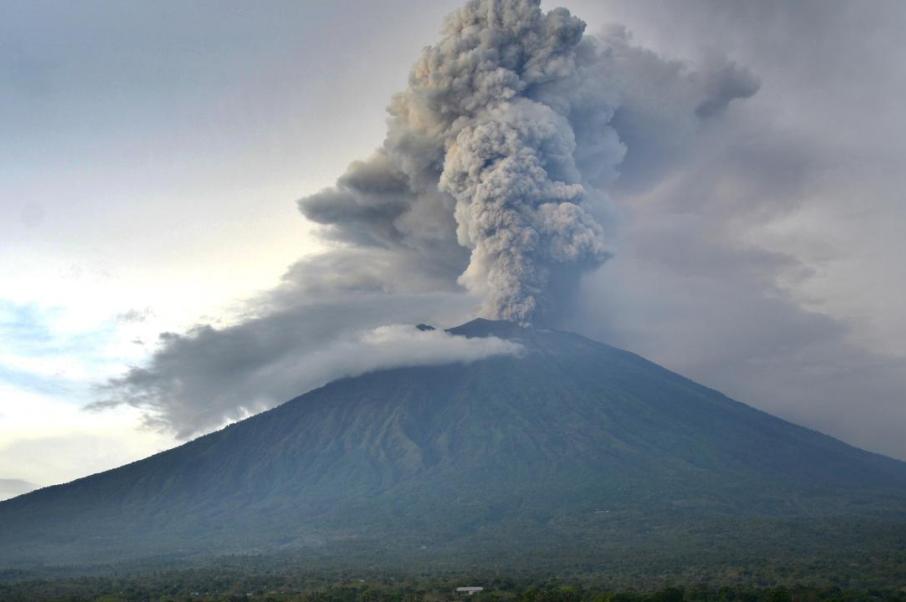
[2,320,904,581]
[0,479,36,502]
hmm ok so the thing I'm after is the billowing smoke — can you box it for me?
[100,0,761,437]
[301,0,625,323]
[93,297,518,437]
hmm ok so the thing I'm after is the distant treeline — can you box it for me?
[2,572,905,602]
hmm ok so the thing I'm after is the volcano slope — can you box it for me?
[2,319,905,578]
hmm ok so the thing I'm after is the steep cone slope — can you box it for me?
[2,319,905,572]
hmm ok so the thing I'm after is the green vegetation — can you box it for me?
[2,569,905,602]
[2,537,906,602]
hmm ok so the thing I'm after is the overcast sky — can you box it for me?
[2,0,905,496]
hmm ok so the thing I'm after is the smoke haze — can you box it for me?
[99,0,760,438]
[299,0,755,323]
[79,0,906,465]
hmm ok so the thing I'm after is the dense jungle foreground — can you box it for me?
[2,565,906,602]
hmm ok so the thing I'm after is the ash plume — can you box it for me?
[300,0,623,323]
[101,0,762,436]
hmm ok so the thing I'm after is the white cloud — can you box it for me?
[0,382,175,488]
[100,311,521,439]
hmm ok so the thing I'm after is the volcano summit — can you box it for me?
[1,320,905,577]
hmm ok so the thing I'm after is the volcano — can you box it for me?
[2,319,905,575]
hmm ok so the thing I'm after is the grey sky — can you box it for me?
[1,1,460,327]
[2,0,905,493]
[563,0,906,459]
